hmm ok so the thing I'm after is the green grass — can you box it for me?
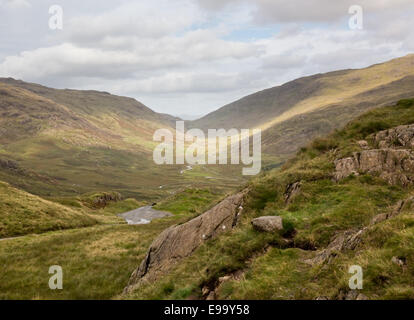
[154,188,225,216]
[0,181,98,238]
[0,184,224,299]
[0,221,176,299]
[123,99,414,300]
[2,86,414,300]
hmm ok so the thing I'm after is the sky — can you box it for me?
[0,0,413,118]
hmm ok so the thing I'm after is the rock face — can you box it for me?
[373,124,414,148]
[251,216,283,232]
[124,190,247,293]
[357,140,369,149]
[334,125,414,186]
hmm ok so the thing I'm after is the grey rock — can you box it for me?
[251,216,283,232]
[124,190,247,293]
[334,125,414,186]
[374,124,414,149]
[357,140,369,149]
[307,197,410,266]
[391,256,407,267]
[206,291,216,300]
[284,181,301,204]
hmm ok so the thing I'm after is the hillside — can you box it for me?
[0,79,244,200]
[123,98,414,300]
[190,54,414,157]
[0,180,97,238]
[0,187,227,299]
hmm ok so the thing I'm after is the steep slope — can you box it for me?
[190,54,414,157]
[123,98,414,300]
[0,180,97,238]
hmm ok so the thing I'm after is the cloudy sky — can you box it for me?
[1,0,413,118]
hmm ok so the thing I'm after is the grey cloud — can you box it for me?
[261,54,307,70]
[197,0,414,24]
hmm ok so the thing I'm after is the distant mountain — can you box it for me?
[0,78,243,200]
[190,54,414,157]
[0,78,176,149]
[175,114,204,121]
[2,55,414,198]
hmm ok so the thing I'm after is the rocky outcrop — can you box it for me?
[0,158,19,170]
[124,190,247,293]
[334,149,414,185]
[284,181,301,204]
[334,125,414,186]
[306,228,367,265]
[251,216,283,232]
[82,192,122,209]
[373,124,414,149]
[306,197,413,266]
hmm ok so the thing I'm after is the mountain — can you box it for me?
[0,78,177,148]
[190,54,414,157]
[0,78,242,199]
[1,63,414,300]
[2,54,413,200]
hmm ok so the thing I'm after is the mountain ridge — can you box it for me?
[189,54,414,157]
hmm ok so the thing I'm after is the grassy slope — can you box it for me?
[190,54,414,157]
[123,98,414,300]
[0,187,225,299]
[0,223,172,299]
[0,181,97,238]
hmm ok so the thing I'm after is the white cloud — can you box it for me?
[0,0,413,116]
[65,1,204,45]
[0,0,31,9]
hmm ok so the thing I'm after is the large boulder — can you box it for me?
[124,190,247,293]
[251,216,283,232]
